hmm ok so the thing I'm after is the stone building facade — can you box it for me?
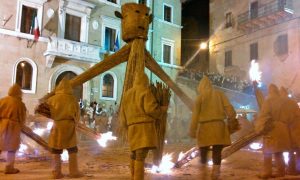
[209,0,300,98]
[0,0,182,114]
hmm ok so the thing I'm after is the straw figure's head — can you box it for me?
[115,3,153,43]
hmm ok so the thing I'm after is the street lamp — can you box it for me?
[199,42,207,50]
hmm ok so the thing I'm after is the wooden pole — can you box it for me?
[40,44,131,102]
[145,51,194,110]
[21,126,50,151]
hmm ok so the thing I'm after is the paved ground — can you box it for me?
[0,138,300,180]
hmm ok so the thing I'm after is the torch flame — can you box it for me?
[61,150,69,162]
[96,131,117,147]
[33,128,46,136]
[249,60,262,82]
[151,153,175,174]
[177,151,185,161]
[47,122,53,130]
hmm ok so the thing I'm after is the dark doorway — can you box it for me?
[56,71,82,101]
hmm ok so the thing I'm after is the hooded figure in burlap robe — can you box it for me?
[189,76,236,180]
[120,72,167,180]
[46,79,83,179]
[279,87,300,175]
[0,84,26,174]
[255,84,292,178]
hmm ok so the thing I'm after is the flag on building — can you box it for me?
[113,34,119,52]
[30,14,40,41]
[33,16,40,41]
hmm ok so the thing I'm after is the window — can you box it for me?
[161,38,174,65]
[138,0,146,4]
[225,12,232,28]
[275,34,288,55]
[13,58,37,94]
[65,14,81,42]
[107,0,117,3]
[225,51,232,67]
[58,0,94,43]
[100,16,120,53]
[20,5,37,34]
[100,72,117,100]
[164,4,172,23]
[16,61,32,90]
[105,27,117,52]
[250,1,258,19]
[16,0,43,35]
[163,44,171,64]
[250,43,258,61]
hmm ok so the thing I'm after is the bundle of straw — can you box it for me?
[34,102,51,118]
[150,81,171,166]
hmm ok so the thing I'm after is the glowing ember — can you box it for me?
[17,143,28,157]
[249,60,262,83]
[177,152,185,161]
[249,142,262,150]
[33,128,46,136]
[47,122,53,130]
[61,150,69,162]
[283,152,289,165]
[97,131,117,147]
[151,153,175,174]
[19,143,28,153]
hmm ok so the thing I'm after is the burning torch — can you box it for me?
[249,60,264,109]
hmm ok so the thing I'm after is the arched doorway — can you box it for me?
[55,71,82,101]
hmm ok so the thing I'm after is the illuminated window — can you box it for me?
[13,58,37,94]
[100,72,117,100]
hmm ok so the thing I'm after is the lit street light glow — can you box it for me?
[200,42,208,50]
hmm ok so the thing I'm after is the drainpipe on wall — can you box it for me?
[150,0,155,83]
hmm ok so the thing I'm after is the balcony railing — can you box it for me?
[238,0,293,31]
[44,37,105,66]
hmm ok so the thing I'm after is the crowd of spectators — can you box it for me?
[178,69,254,94]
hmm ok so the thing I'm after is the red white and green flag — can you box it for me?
[33,16,40,41]
[30,14,40,41]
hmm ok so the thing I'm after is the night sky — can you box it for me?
[182,0,209,39]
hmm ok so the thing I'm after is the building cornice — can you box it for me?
[0,28,48,42]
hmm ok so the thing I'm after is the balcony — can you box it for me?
[238,0,294,32]
[44,37,106,68]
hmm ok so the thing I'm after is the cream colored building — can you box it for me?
[209,0,300,98]
[0,0,182,114]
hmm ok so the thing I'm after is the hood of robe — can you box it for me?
[55,79,73,95]
[279,86,288,97]
[8,84,22,98]
[133,72,149,88]
[268,84,279,98]
[197,76,212,94]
